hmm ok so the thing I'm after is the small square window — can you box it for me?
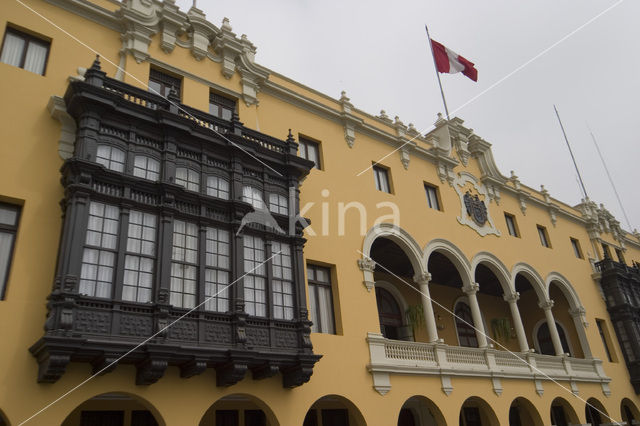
[537,225,551,248]
[0,26,50,75]
[570,238,583,259]
[504,213,519,237]
[424,184,441,210]
[148,68,181,98]
[373,165,391,193]
[299,137,321,169]
[0,202,21,300]
[209,92,235,121]
[307,264,336,334]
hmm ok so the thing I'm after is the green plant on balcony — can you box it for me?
[405,303,424,340]
[491,317,512,342]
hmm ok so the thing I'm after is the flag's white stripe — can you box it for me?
[445,47,465,74]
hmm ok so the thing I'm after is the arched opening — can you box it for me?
[0,409,8,426]
[621,398,640,425]
[548,281,585,358]
[61,392,163,426]
[513,271,546,353]
[535,321,572,356]
[459,397,499,426]
[199,394,278,426]
[550,397,578,426]
[454,300,478,348]
[397,395,446,426]
[303,395,366,426]
[370,237,422,341]
[508,397,543,426]
[585,398,609,426]
[474,261,519,352]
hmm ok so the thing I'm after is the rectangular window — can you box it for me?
[204,227,230,312]
[616,248,626,264]
[505,213,519,237]
[602,243,612,259]
[206,175,230,200]
[0,202,21,300]
[271,241,294,320]
[148,68,181,98]
[209,92,235,121]
[570,238,583,259]
[80,202,119,298]
[596,319,616,362]
[424,184,441,210]
[0,26,50,75]
[175,167,200,192]
[373,165,391,193]
[242,186,264,209]
[299,137,321,169]
[133,156,160,182]
[269,193,288,215]
[243,235,267,316]
[170,220,198,308]
[615,321,636,362]
[96,145,125,173]
[122,211,157,303]
[537,225,550,248]
[307,264,335,334]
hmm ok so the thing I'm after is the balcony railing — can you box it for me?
[366,332,611,396]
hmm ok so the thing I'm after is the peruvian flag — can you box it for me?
[430,38,478,82]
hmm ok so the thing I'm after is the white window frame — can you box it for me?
[133,155,160,182]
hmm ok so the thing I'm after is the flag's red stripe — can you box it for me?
[430,39,451,73]
[457,54,478,82]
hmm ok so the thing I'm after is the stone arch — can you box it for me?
[586,397,610,426]
[424,239,472,288]
[199,393,279,426]
[550,397,579,426]
[621,398,640,425]
[375,280,409,317]
[362,223,425,274]
[532,318,574,356]
[459,396,499,426]
[509,397,544,426]
[547,273,591,358]
[545,272,585,312]
[511,263,547,303]
[303,394,367,426]
[471,251,513,295]
[399,395,446,426]
[61,392,165,426]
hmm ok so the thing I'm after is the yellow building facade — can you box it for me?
[1,1,640,425]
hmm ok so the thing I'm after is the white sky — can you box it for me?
[178,0,639,232]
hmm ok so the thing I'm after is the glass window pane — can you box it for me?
[0,32,25,67]
[24,41,47,75]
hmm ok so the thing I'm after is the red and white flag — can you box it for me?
[430,38,478,82]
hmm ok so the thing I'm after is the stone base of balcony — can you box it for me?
[366,332,611,397]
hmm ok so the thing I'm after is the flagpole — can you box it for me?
[553,105,589,200]
[425,25,450,120]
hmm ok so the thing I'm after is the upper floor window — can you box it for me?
[596,319,615,362]
[424,183,441,210]
[175,167,200,192]
[0,202,21,300]
[122,210,157,303]
[373,165,391,193]
[0,26,50,75]
[570,238,583,259]
[616,248,626,264]
[271,241,294,320]
[133,155,160,182]
[148,68,181,98]
[602,243,612,259]
[206,175,230,200]
[615,321,636,362]
[269,193,288,215]
[170,220,198,308]
[505,213,519,237]
[243,235,267,316]
[96,145,125,173]
[209,92,235,121]
[299,137,321,169]
[307,264,335,334]
[537,225,551,248]
[204,227,231,312]
[242,186,264,209]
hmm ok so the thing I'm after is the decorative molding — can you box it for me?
[509,171,528,215]
[453,172,500,237]
[47,96,76,160]
[339,91,358,148]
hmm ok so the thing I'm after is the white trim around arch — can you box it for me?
[532,318,575,357]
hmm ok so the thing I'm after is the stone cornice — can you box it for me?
[44,0,122,31]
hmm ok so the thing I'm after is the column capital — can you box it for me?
[463,282,480,295]
[413,272,432,285]
[357,257,376,273]
[568,306,586,318]
[503,292,520,303]
[538,299,554,311]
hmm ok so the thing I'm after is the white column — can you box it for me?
[569,307,593,358]
[504,292,529,352]
[414,273,438,343]
[539,300,564,356]
[464,282,488,348]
